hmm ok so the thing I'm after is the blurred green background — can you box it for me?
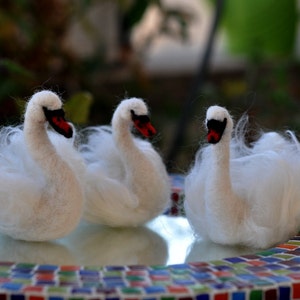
[1,0,300,172]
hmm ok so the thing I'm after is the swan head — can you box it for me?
[25,90,73,138]
[205,105,233,144]
[113,98,157,137]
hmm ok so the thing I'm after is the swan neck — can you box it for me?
[112,113,136,150]
[211,142,231,186]
[24,115,70,181]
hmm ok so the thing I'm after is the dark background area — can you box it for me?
[1,0,299,172]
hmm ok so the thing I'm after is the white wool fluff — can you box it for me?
[79,98,171,227]
[0,91,85,241]
[184,105,300,249]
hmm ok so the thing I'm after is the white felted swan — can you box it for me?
[184,105,300,249]
[79,97,171,226]
[0,90,85,241]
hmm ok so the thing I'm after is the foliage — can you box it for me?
[0,0,193,124]
[208,0,297,58]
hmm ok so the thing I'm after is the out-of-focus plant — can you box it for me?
[208,0,297,58]
[64,92,93,124]
[0,0,194,124]
[0,0,75,123]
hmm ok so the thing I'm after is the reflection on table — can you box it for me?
[0,215,257,266]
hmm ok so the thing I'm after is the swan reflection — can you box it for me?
[64,222,168,266]
[0,234,76,265]
[0,222,168,266]
[185,238,257,263]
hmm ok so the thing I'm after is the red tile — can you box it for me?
[292,282,300,298]
[167,285,189,293]
[214,293,228,300]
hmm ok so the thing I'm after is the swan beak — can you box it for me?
[206,118,227,144]
[43,107,73,138]
[133,118,157,137]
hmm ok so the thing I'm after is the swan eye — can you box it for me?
[43,107,73,138]
[206,118,227,144]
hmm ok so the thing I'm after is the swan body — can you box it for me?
[184,105,300,248]
[80,98,171,227]
[0,90,85,241]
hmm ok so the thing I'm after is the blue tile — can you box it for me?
[71,287,92,294]
[11,273,33,279]
[144,286,167,294]
[1,283,23,291]
[268,275,291,283]
[232,291,246,300]
[225,257,245,263]
[279,286,291,300]
[265,264,283,270]
[170,264,190,269]
[104,281,126,288]
[36,265,58,272]
[288,266,300,271]
[195,295,209,300]
[268,248,287,253]
[79,270,99,276]
[237,274,258,281]
[103,276,123,280]
[214,265,233,271]
[191,272,212,280]
[10,295,25,300]
[261,257,282,263]
[209,283,233,290]
[173,279,196,285]
[49,297,64,300]
[11,269,32,274]
[250,279,273,286]
[290,257,300,263]
[149,270,170,276]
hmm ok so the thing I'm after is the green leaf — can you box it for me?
[64,92,93,125]
[0,59,34,78]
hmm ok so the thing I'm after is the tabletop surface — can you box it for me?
[0,214,255,266]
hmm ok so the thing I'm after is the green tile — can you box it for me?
[287,241,300,246]
[47,286,69,294]
[210,260,231,266]
[83,266,103,271]
[15,263,35,269]
[160,297,175,300]
[126,275,145,281]
[103,271,122,277]
[250,289,263,300]
[190,284,211,293]
[256,250,276,256]
[121,287,142,294]
[273,254,294,260]
[151,265,169,270]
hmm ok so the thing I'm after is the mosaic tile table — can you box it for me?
[1,175,300,300]
[2,240,300,300]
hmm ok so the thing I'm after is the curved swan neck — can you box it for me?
[24,118,63,179]
[211,137,231,189]
[112,105,140,153]
[208,121,246,226]
[24,102,72,182]
[208,116,235,197]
